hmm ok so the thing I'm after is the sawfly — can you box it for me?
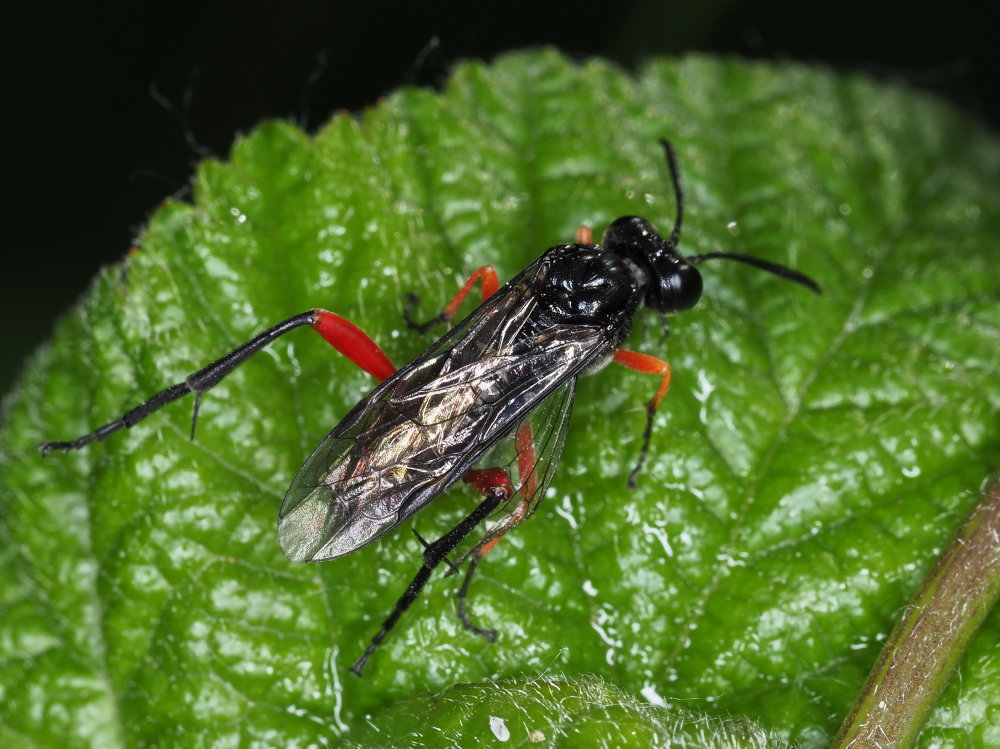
[41,141,820,674]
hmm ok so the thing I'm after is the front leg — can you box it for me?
[404,265,501,333]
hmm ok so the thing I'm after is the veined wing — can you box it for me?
[460,376,577,558]
[277,254,609,562]
[278,326,604,561]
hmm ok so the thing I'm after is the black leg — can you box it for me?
[412,528,462,575]
[351,487,507,676]
[402,292,446,334]
[38,311,318,455]
[627,402,657,490]
[455,552,497,641]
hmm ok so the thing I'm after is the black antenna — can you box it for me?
[687,252,822,294]
[657,139,820,296]
[659,139,683,248]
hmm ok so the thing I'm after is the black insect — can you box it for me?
[40,141,820,674]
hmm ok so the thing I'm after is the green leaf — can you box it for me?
[2,50,999,746]
[351,675,795,748]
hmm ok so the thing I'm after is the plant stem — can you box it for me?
[832,473,1000,748]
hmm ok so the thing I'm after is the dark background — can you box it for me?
[6,0,997,396]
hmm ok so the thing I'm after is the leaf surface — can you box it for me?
[2,51,998,746]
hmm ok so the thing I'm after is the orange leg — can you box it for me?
[576,225,593,244]
[442,265,501,321]
[405,265,501,333]
[613,348,672,488]
[613,349,672,408]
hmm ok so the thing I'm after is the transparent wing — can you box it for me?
[460,376,577,558]
[278,255,610,562]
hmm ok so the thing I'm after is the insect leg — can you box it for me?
[454,421,540,638]
[404,264,501,333]
[310,309,395,381]
[351,482,509,676]
[454,553,493,640]
[612,349,672,488]
[39,309,395,455]
[576,226,593,244]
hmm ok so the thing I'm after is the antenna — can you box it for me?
[659,139,683,249]
[658,138,820,295]
[687,252,821,294]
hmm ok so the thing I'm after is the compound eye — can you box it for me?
[648,261,703,313]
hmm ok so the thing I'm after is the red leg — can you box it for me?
[310,309,396,381]
[352,366,541,668]
[352,441,522,671]
[469,421,538,559]
[576,225,593,244]
[463,467,515,499]
[441,264,501,322]
[515,421,538,504]
[453,465,512,640]
[405,265,502,333]
[612,349,672,488]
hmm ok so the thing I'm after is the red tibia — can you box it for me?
[311,309,397,382]
[576,226,593,244]
[442,265,501,322]
[613,349,672,409]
